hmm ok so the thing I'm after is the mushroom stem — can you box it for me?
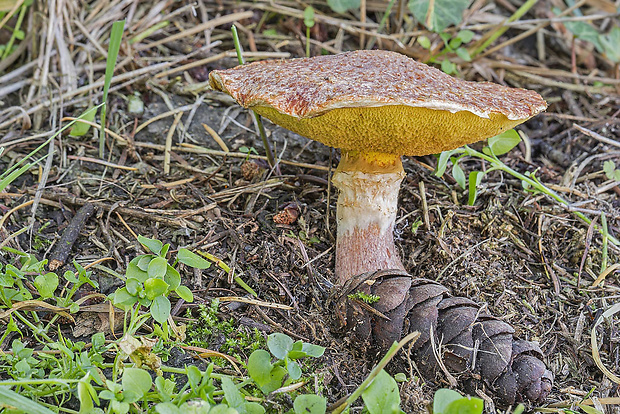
[332,151,405,284]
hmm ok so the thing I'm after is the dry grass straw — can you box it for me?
[0,2,253,131]
[1,0,619,133]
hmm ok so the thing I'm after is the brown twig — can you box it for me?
[48,203,96,271]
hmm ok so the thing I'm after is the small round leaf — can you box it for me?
[177,249,211,269]
[175,285,193,302]
[150,296,171,324]
[417,35,431,49]
[267,333,294,360]
[126,278,141,296]
[164,265,181,290]
[148,257,168,278]
[138,235,163,255]
[144,278,169,300]
[122,367,152,400]
[294,394,327,414]
[287,360,302,380]
[34,272,58,298]
[483,129,521,156]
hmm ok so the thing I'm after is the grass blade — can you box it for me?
[0,158,41,193]
[231,25,245,65]
[231,25,277,171]
[0,386,56,414]
[470,0,539,57]
[100,20,125,157]
[0,104,104,191]
[331,331,420,414]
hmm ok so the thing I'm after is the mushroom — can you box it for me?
[209,50,547,285]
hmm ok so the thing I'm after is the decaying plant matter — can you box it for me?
[331,269,553,406]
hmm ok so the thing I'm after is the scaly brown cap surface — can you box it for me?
[209,50,547,156]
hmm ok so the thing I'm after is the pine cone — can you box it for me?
[241,161,262,181]
[331,269,553,406]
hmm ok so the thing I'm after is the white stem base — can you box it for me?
[332,168,406,284]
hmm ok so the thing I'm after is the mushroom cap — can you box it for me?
[209,50,547,156]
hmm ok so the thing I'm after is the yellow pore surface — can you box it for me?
[254,105,525,157]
